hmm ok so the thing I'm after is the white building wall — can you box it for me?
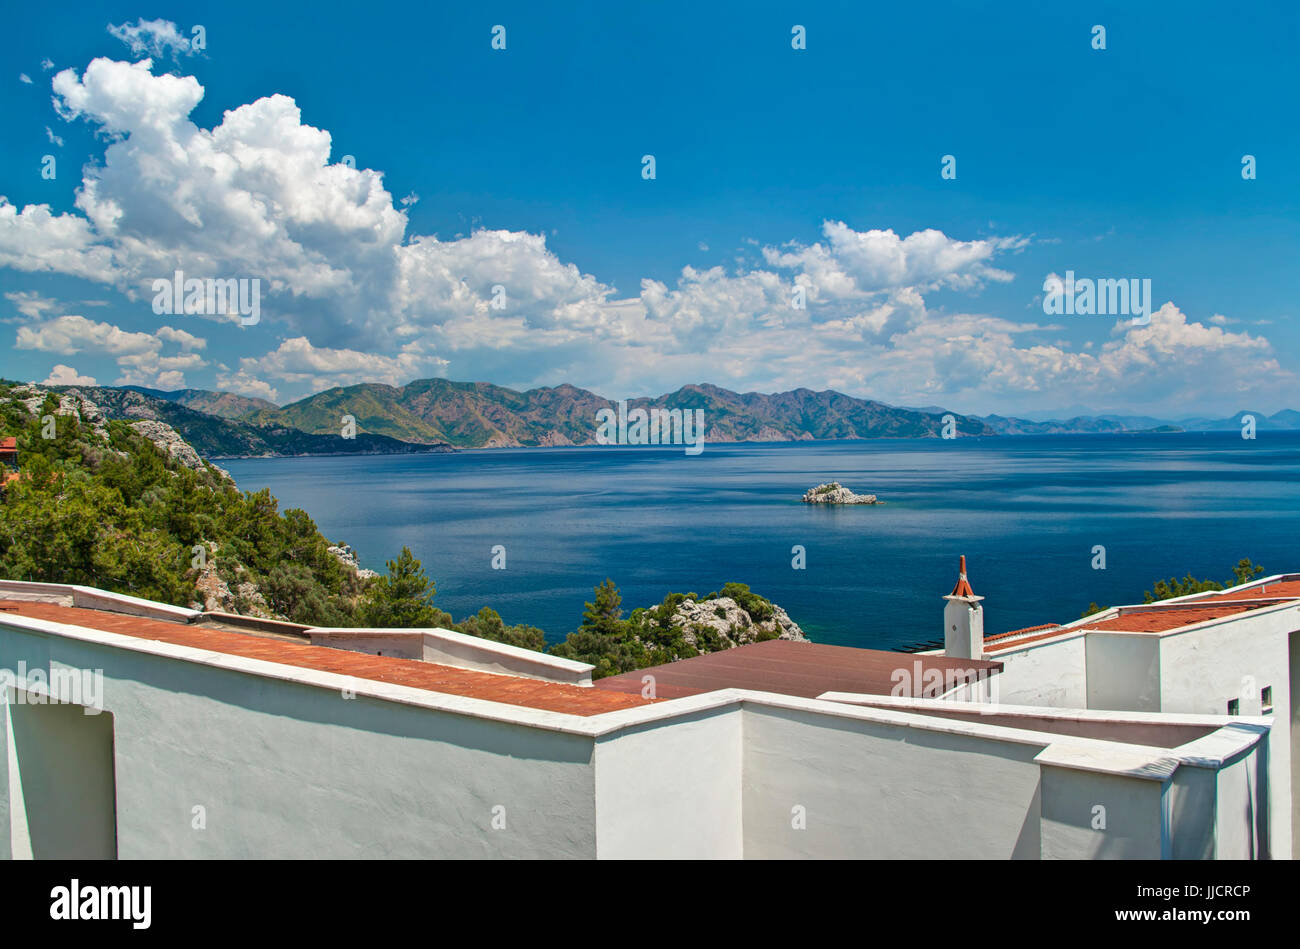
[1213,747,1267,858]
[1291,630,1300,858]
[0,621,600,859]
[5,696,116,858]
[993,635,1088,708]
[740,704,1046,859]
[1086,633,1161,712]
[593,707,743,859]
[1157,612,1296,857]
[1037,765,1166,859]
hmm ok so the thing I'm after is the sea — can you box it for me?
[220,432,1300,651]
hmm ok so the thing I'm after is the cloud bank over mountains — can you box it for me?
[0,42,1289,412]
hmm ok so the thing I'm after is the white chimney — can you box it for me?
[943,555,984,660]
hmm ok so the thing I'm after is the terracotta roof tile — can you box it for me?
[1202,580,1300,602]
[1080,603,1265,633]
[984,578,1300,652]
[984,628,1079,652]
[0,599,652,716]
[985,623,1060,643]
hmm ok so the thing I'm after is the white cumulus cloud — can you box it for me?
[43,364,97,386]
[0,55,1291,414]
[107,19,195,59]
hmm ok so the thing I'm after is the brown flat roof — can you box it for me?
[594,639,1002,700]
[0,599,652,716]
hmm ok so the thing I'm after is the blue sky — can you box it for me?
[2,1,1298,416]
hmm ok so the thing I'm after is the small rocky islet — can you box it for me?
[801,481,883,505]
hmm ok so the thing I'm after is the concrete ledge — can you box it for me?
[0,579,200,622]
[306,626,595,686]
[0,580,77,606]
[71,586,201,623]
[818,691,1261,729]
[1173,722,1271,769]
[200,611,311,637]
[1034,743,1179,781]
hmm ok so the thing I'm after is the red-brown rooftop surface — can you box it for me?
[984,627,1082,652]
[985,604,1271,650]
[594,639,1002,700]
[985,623,1060,643]
[985,580,1300,652]
[1202,580,1300,602]
[1079,603,1267,633]
[0,599,653,716]
[0,437,16,450]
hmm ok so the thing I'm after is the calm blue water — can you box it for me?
[220,433,1300,651]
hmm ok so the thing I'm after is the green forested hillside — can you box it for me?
[0,384,369,622]
[246,378,993,446]
[122,386,279,419]
[62,386,452,457]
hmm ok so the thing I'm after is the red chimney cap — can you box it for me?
[949,555,976,598]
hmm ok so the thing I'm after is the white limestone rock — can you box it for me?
[801,481,880,504]
[10,385,113,442]
[668,595,808,649]
[129,420,208,472]
[327,544,379,580]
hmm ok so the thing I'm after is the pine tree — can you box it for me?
[359,546,442,627]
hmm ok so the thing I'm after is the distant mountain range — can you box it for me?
[33,380,1297,457]
[976,409,1300,435]
[71,386,452,457]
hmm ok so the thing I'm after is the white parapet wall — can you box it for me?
[817,692,1279,859]
[0,579,200,623]
[307,626,595,686]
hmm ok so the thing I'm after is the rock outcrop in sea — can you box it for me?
[801,481,881,504]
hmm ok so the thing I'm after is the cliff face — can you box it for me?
[128,419,233,481]
[7,384,113,442]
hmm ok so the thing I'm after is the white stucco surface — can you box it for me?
[994,634,1088,707]
[741,703,1046,859]
[594,707,742,859]
[1086,632,1161,712]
